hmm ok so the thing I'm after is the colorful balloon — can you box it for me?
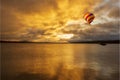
[84,12,95,24]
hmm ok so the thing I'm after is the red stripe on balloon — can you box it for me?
[85,13,93,20]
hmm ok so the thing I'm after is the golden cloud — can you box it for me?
[1,0,119,41]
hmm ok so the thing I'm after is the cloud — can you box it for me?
[93,0,119,20]
[20,27,46,41]
[1,7,23,33]
[1,0,119,41]
[1,0,97,32]
[65,21,119,41]
[2,0,58,14]
[108,7,120,18]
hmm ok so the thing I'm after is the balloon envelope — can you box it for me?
[84,12,95,24]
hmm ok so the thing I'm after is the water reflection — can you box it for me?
[1,43,119,80]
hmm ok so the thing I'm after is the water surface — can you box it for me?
[1,43,119,80]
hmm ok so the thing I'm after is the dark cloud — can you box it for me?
[1,0,58,14]
[1,33,20,41]
[94,0,119,11]
[20,21,119,41]
[66,21,119,41]
[94,0,119,18]
[1,7,23,33]
[20,27,46,41]
[108,7,120,18]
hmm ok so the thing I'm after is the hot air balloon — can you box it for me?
[84,12,95,24]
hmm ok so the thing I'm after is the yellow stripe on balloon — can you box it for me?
[88,18,94,24]
[87,15,95,22]
[84,13,91,20]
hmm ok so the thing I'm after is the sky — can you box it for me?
[1,0,120,42]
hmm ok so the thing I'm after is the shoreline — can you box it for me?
[0,40,119,45]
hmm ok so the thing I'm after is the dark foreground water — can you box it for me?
[1,43,119,80]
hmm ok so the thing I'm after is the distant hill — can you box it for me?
[0,40,68,44]
[69,40,120,45]
[0,40,120,45]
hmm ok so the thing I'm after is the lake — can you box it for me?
[1,43,119,80]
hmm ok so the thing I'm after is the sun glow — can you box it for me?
[57,34,74,40]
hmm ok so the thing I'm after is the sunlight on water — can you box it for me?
[1,43,119,80]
